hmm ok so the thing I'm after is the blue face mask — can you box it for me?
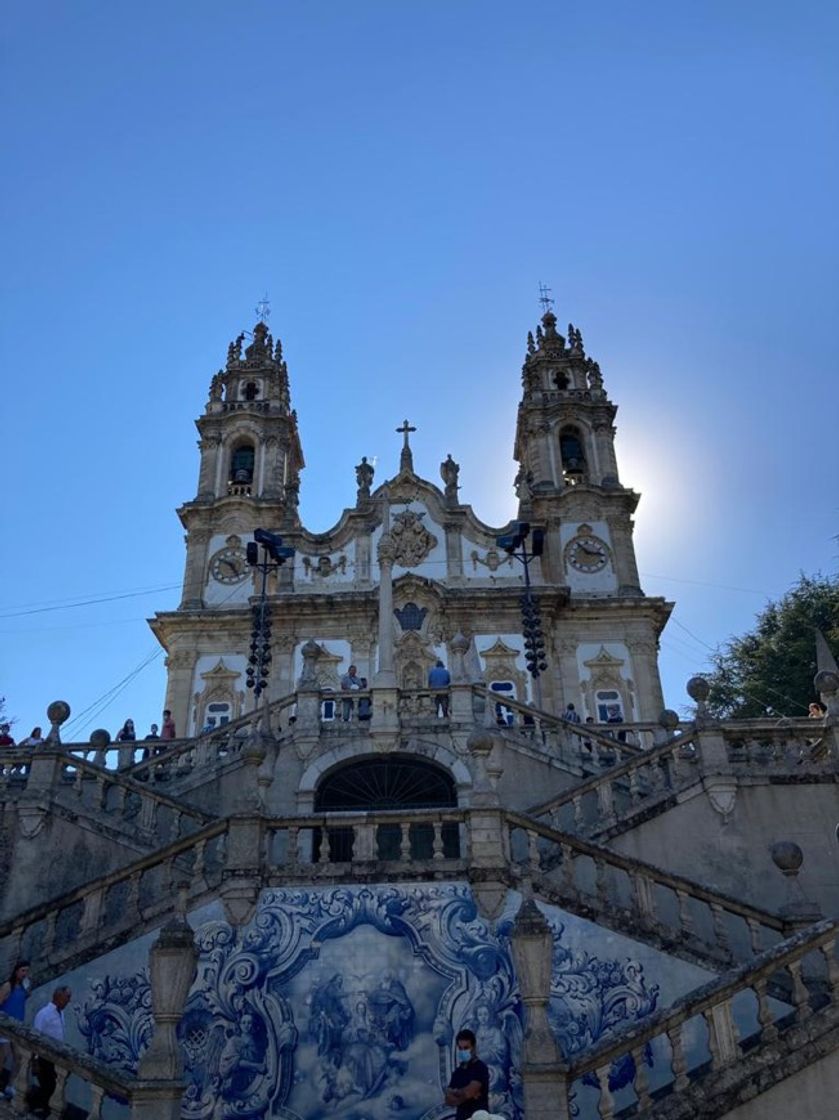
[457,1048,472,1063]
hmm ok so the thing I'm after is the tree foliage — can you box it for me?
[704,573,839,719]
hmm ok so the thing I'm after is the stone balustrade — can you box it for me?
[506,812,787,969]
[0,808,470,982]
[0,1010,134,1117]
[529,730,700,834]
[0,821,227,982]
[722,718,837,767]
[263,808,468,872]
[563,919,839,1119]
[1,749,211,845]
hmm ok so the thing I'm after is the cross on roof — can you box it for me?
[396,419,417,473]
[255,294,271,323]
[396,418,417,449]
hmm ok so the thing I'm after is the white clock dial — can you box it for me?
[209,547,250,584]
[565,535,609,573]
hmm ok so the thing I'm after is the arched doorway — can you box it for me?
[314,756,460,862]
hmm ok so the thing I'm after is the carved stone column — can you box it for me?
[163,649,198,739]
[510,898,567,1119]
[448,632,473,722]
[374,536,397,689]
[180,528,211,609]
[133,908,197,1119]
[629,635,665,718]
[606,515,641,596]
[467,728,509,919]
[196,435,220,500]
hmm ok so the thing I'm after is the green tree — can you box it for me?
[704,573,839,719]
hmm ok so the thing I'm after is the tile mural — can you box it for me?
[40,883,713,1119]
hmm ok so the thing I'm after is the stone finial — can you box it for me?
[298,639,321,689]
[588,359,603,393]
[208,372,223,403]
[659,709,680,732]
[46,701,70,745]
[90,728,111,766]
[815,630,839,716]
[526,330,536,356]
[686,675,710,711]
[770,840,821,924]
[227,333,244,368]
[274,338,283,362]
[770,840,804,876]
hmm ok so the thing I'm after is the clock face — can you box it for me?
[209,547,250,584]
[565,535,609,573]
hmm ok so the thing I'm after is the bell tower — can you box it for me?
[178,320,304,610]
[514,308,643,596]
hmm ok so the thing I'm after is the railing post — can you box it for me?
[220,817,262,926]
[132,904,197,1120]
[510,898,568,1119]
[466,729,509,919]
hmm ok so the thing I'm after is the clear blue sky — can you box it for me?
[2,1,837,739]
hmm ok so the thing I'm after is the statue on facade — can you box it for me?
[440,454,459,501]
[355,456,374,500]
[209,372,223,403]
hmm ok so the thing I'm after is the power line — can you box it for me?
[0,584,180,620]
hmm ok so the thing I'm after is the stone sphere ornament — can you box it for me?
[770,840,804,877]
[814,669,839,695]
[659,709,680,732]
[686,676,710,703]
[47,700,71,726]
[89,729,111,750]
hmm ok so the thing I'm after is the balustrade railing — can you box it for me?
[1,749,211,845]
[722,718,835,768]
[529,729,699,833]
[0,820,228,980]
[505,812,786,967]
[0,1011,134,1117]
[563,919,839,1119]
[263,808,467,870]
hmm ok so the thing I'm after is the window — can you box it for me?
[230,444,255,484]
[595,690,624,723]
[490,680,516,726]
[243,381,259,401]
[203,702,231,730]
[313,756,459,862]
[560,427,587,480]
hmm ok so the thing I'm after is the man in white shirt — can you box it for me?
[31,987,71,1118]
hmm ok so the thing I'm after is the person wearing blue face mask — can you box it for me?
[444,1029,489,1119]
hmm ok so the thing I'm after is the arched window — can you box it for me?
[314,756,459,862]
[229,442,255,493]
[560,426,587,483]
[243,381,259,401]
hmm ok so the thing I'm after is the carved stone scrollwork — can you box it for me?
[302,554,347,579]
[471,547,514,573]
[386,510,438,568]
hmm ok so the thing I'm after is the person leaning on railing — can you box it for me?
[0,960,31,1100]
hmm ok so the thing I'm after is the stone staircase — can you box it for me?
[559,918,839,1119]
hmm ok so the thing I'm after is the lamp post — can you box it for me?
[245,528,295,702]
[496,521,546,710]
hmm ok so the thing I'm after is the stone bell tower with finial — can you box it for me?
[176,317,304,612]
[513,294,670,719]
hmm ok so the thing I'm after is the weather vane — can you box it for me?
[538,282,554,313]
[255,294,271,324]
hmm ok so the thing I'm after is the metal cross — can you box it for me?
[396,419,416,450]
[538,282,554,313]
[255,294,271,323]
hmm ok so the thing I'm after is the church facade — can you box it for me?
[0,310,838,1120]
[151,311,670,742]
